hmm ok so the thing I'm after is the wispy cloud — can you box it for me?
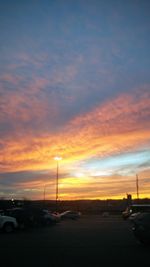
[1,86,150,164]
[0,86,149,200]
[0,0,150,199]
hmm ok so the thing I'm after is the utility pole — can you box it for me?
[136,174,139,199]
[43,185,46,202]
[54,156,62,210]
[56,160,59,204]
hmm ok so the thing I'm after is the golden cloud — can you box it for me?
[0,87,150,199]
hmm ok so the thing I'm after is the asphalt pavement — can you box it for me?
[0,215,149,267]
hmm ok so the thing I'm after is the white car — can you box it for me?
[59,210,81,220]
[0,214,18,233]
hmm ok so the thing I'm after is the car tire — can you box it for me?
[3,222,14,233]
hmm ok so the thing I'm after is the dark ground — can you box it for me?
[1,215,149,267]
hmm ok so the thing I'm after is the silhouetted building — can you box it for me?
[127,194,132,206]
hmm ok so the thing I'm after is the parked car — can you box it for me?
[5,208,35,228]
[59,210,81,220]
[122,204,150,220]
[42,209,61,224]
[0,214,18,233]
[10,207,60,227]
[128,212,141,222]
[132,212,150,245]
[0,210,4,215]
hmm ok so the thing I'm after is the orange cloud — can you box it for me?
[0,87,150,199]
[0,87,150,171]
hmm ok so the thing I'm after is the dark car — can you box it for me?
[39,209,60,225]
[5,207,59,229]
[122,204,150,220]
[132,212,150,245]
[5,208,35,228]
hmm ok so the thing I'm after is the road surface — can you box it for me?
[0,215,149,266]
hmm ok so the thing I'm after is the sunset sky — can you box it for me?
[0,0,150,200]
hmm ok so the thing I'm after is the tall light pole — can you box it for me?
[136,174,139,199]
[54,156,62,208]
[43,185,46,202]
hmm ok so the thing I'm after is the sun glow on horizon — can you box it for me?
[0,0,150,200]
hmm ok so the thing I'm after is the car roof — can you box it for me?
[131,204,150,207]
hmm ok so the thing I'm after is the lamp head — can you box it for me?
[54,156,62,161]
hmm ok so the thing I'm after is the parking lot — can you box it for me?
[1,215,149,266]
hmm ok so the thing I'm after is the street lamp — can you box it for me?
[136,174,139,200]
[43,185,46,202]
[54,156,62,207]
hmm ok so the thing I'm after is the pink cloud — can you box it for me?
[0,85,149,175]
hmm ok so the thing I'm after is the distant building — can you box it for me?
[127,194,132,206]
